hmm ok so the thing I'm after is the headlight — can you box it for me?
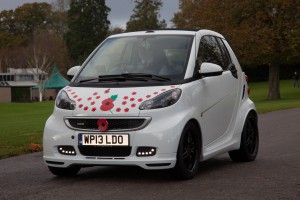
[139,88,182,110]
[56,90,76,110]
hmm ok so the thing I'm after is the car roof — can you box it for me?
[108,29,225,39]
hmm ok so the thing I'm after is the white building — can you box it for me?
[0,68,47,102]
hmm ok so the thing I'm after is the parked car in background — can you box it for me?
[43,29,259,179]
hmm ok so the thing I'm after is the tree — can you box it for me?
[0,2,52,48]
[64,0,110,64]
[50,0,70,35]
[24,31,72,101]
[107,26,125,36]
[0,46,26,72]
[51,0,70,12]
[126,0,166,31]
[25,33,58,101]
[173,0,300,100]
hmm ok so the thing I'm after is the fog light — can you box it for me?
[58,146,76,156]
[136,147,156,157]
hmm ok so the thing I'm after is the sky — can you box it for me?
[0,0,180,28]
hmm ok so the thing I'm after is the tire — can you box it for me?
[175,122,201,180]
[229,112,259,162]
[48,166,81,177]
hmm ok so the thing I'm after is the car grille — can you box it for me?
[78,146,132,157]
[65,118,150,132]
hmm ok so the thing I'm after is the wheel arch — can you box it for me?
[236,108,258,146]
[186,118,203,160]
[248,109,258,123]
[247,109,259,135]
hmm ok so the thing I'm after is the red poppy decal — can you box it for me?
[71,92,75,95]
[91,107,96,112]
[131,104,136,108]
[123,96,128,100]
[138,98,143,102]
[100,95,118,112]
[87,97,92,101]
[116,108,121,112]
[67,89,72,92]
[161,89,166,91]
[78,104,83,108]
[124,108,129,112]
[97,119,108,132]
[132,92,137,95]
[73,95,78,98]
[100,98,114,111]
[77,98,82,102]
[122,101,127,105]
[104,89,110,94]
[93,92,98,96]
[84,106,89,111]
[146,95,151,98]
[130,98,135,101]
[171,85,176,88]
[96,96,101,99]
[153,92,158,95]
[91,101,95,105]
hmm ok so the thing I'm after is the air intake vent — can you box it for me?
[65,117,151,132]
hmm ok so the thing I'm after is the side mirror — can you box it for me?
[199,62,223,77]
[67,66,81,80]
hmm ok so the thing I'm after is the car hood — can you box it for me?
[64,85,178,117]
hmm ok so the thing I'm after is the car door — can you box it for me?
[196,35,240,147]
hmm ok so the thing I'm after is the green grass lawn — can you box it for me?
[249,79,300,113]
[0,101,54,157]
[0,79,299,158]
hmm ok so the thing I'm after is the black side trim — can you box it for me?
[228,63,238,79]
[242,85,246,99]
[146,163,171,167]
[46,161,64,165]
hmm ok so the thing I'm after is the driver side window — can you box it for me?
[197,35,225,70]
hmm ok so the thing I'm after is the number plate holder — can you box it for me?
[79,134,129,146]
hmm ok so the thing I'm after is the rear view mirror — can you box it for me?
[199,62,223,77]
[67,66,81,80]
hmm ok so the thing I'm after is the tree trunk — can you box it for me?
[268,63,280,100]
[39,90,43,102]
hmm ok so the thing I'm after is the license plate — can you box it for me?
[79,134,129,146]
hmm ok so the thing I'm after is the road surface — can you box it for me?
[0,109,300,200]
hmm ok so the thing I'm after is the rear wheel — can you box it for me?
[48,166,81,177]
[175,122,201,179]
[229,112,259,161]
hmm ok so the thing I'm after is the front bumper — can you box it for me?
[43,106,190,170]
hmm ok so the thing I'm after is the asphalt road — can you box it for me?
[0,109,300,200]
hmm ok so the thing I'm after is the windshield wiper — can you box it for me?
[98,75,148,82]
[117,73,171,81]
[78,78,98,83]
[78,76,147,83]
[78,73,171,83]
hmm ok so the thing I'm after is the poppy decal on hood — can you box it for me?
[100,95,118,113]
[65,85,177,114]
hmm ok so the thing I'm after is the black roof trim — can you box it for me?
[125,28,200,34]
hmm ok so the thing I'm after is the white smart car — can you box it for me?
[43,29,259,179]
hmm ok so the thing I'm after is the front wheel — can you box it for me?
[48,166,81,177]
[175,122,201,180]
[229,112,259,161]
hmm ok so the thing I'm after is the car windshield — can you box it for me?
[74,35,194,83]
